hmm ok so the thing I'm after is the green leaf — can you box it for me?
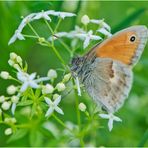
[138,129,148,147]
[17,100,33,106]
[7,129,28,143]
[29,130,43,146]
[35,88,41,98]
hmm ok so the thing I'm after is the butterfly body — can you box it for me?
[71,26,148,113]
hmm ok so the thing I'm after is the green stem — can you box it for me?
[23,34,39,39]
[44,19,54,34]
[58,39,73,57]
[54,18,62,33]
[27,23,40,38]
[52,114,72,132]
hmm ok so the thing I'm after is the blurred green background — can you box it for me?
[0,1,148,147]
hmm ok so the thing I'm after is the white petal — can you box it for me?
[108,118,114,131]
[17,33,25,40]
[102,22,111,31]
[35,77,50,83]
[11,103,16,115]
[54,96,61,106]
[8,34,17,45]
[90,35,102,40]
[90,19,103,24]
[29,73,36,80]
[33,14,42,20]
[45,97,52,105]
[75,77,81,96]
[20,82,29,92]
[97,28,112,37]
[43,14,51,21]
[83,36,90,48]
[113,116,122,122]
[55,106,64,115]
[29,81,39,89]
[45,107,53,117]
[99,113,109,119]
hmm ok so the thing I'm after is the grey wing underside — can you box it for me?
[84,58,133,113]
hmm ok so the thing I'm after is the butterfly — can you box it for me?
[71,26,148,114]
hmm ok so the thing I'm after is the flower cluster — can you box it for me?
[8,10,76,45]
[0,52,71,135]
[49,15,112,48]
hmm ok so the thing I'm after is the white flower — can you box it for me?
[1,101,11,110]
[42,84,54,94]
[7,85,17,95]
[45,96,64,117]
[8,29,25,45]
[17,70,50,92]
[0,96,5,103]
[47,69,57,79]
[5,128,12,135]
[99,113,122,131]
[75,30,102,48]
[33,11,51,21]
[97,28,112,37]
[63,73,71,82]
[8,13,36,45]
[0,71,10,79]
[90,19,111,31]
[49,11,76,19]
[56,83,66,92]
[81,15,90,25]
[74,77,81,96]
[78,103,86,112]
[11,95,19,115]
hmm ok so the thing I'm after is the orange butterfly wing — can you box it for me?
[93,26,148,66]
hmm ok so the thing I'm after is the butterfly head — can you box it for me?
[71,56,85,77]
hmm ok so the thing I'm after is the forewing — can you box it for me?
[92,26,148,67]
[84,58,133,113]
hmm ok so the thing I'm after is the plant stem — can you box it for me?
[52,114,72,132]
[23,34,39,39]
[44,19,54,34]
[72,79,85,146]
[58,39,73,57]
[27,23,40,38]
[54,18,62,33]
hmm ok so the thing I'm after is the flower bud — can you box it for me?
[53,94,60,100]
[42,84,54,94]
[47,69,57,79]
[8,59,14,66]
[56,83,66,92]
[5,128,12,135]
[63,73,71,82]
[0,71,10,79]
[16,56,22,64]
[81,15,90,25]
[0,95,5,103]
[7,85,17,95]
[4,117,16,123]
[38,37,45,43]
[78,102,86,112]
[11,96,19,103]
[10,52,17,60]
[1,101,11,110]
[13,64,20,70]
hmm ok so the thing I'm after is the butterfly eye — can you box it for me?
[130,35,136,42]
